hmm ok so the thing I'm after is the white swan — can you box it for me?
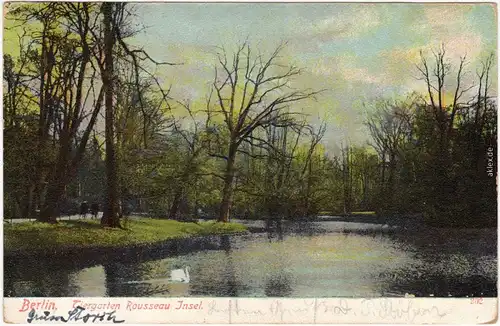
[170,266,190,283]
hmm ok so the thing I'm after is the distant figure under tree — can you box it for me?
[90,203,99,219]
[80,201,89,219]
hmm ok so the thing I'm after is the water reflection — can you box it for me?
[266,219,285,241]
[379,227,497,297]
[72,266,107,296]
[4,222,497,298]
[265,273,293,297]
[104,262,128,297]
[104,262,171,297]
[263,228,293,297]
[382,270,497,297]
[222,235,238,296]
[5,260,79,297]
[189,235,239,296]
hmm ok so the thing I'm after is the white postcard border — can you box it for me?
[2,297,498,324]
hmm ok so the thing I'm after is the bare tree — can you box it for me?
[301,123,326,216]
[472,54,494,147]
[416,44,471,151]
[340,142,353,214]
[211,41,321,222]
[166,99,212,220]
[365,98,414,211]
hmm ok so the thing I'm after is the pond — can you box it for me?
[4,220,497,298]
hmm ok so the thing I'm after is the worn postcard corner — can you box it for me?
[482,315,498,325]
[2,1,498,325]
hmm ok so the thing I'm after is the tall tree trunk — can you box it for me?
[34,24,50,223]
[168,191,182,220]
[305,156,313,216]
[342,146,352,214]
[168,158,196,220]
[380,152,386,186]
[219,143,237,223]
[38,131,72,222]
[378,152,387,212]
[387,151,396,210]
[362,168,368,209]
[101,2,120,228]
[39,179,66,223]
[23,186,36,219]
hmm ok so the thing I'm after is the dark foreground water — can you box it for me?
[4,220,497,298]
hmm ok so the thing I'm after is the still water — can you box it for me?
[4,221,497,298]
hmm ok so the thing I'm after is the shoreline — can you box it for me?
[4,218,248,262]
[4,232,252,274]
[5,217,496,261]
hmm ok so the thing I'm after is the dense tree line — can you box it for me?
[365,48,496,226]
[4,3,496,228]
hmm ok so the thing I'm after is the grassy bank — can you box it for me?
[4,218,247,254]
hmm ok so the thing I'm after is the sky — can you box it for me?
[127,2,497,152]
[3,2,497,154]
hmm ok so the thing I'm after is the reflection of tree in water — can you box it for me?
[5,259,78,297]
[380,229,497,298]
[266,218,284,241]
[189,235,240,296]
[4,272,15,297]
[263,234,294,297]
[381,269,497,297]
[266,219,325,239]
[222,235,238,296]
[264,273,293,297]
[104,261,169,297]
[379,249,497,297]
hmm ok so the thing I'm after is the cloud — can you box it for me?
[416,5,488,63]
[371,30,487,91]
[423,5,474,33]
[314,6,381,38]
[311,55,393,88]
[340,66,387,85]
[436,33,485,63]
[296,5,382,46]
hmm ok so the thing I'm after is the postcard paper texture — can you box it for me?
[2,298,498,324]
[2,1,498,324]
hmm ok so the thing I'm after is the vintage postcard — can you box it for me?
[2,1,498,324]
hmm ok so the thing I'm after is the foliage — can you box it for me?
[4,3,496,230]
[364,49,496,226]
